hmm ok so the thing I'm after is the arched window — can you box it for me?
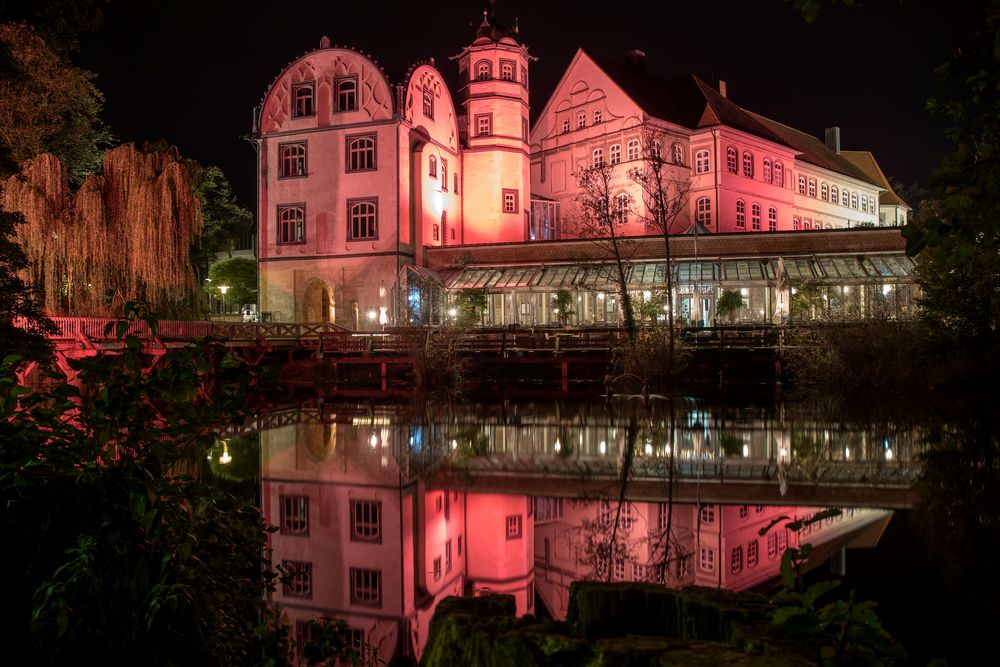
[742,151,754,178]
[348,199,378,240]
[672,143,683,165]
[851,192,858,209]
[610,144,621,165]
[593,109,602,124]
[774,162,784,187]
[695,150,710,174]
[735,199,746,228]
[500,61,514,81]
[798,175,807,194]
[726,147,738,174]
[292,81,315,118]
[731,546,743,575]
[428,155,437,178]
[803,219,812,230]
[561,118,570,134]
[615,193,629,225]
[652,139,662,159]
[346,134,376,172]
[830,185,839,204]
[793,216,801,230]
[768,206,777,231]
[279,142,306,178]
[763,158,772,183]
[592,147,604,167]
[861,196,868,213]
[475,60,492,80]
[842,189,849,206]
[696,197,712,227]
[808,179,816,198]
[820,182,829,201]
[432,224,440,241]
[336,78,357,112]
[627,139,640,161]
[751,202,761,230]
[277,205,305,244]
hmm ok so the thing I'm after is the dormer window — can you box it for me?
[422,87,434,119]
[292,81,315,118]
[475,60,491,81]
[561,118,570,134]
[335,77,357,112]
[500,60,514,81]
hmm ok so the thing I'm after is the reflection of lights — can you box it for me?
[367,309,377,321]
[554,438,561,453]
[381,455,388,468]
[448,307,457,318]
[219,441,232,465]
[882,284,892,296]
[742,444,749,457]
[352,417,391,426]
[844,447,851,459]
[379,307,388,325]
[885,448,893,461]
[779,447,787,457]
[597,293,605,301]
[644,443,653,455]
[663,305,670,312]
[599,440,607,455]
[450,439,458,450]
[643,290,652,300]
[553,307,560,314]
[369,432,379,448]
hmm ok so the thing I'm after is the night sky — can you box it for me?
[68,0,982,208]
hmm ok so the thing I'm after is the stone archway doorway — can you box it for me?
[303,281,333,323]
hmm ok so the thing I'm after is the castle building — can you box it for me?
[255,12,913,328]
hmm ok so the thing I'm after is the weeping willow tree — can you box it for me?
[1,143,203,316]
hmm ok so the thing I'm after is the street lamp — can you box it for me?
[219,285,229,315]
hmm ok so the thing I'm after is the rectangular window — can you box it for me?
[502,188,519,214]
[561,118,570,134]
[500,59,515,81]
[700,505,715,524]
[627,140,640,161]
[730,546,743,575]
[350,500,381,543]
[279,142,307,178]
[282,560,312,598]
[798,175,807,195]
[454,173,459,193]
[350,568,382,607]
[476,114,492,137]
[610,144,621,165]
[699,546,715,572]
[346,133,377,172]
[506,514,522,540]
[445,539,452,572]
[522,117,529,142]
[521,66,528,87]
[422,87,434,119]
[441,158,448,191]
[614,558,626,581]
[793,216,801,230]
[577,111,586,129]
[433,557,442,581]
[458,535,463,555]
[695,150,710,174]
[347,197,378,241]
[277,204,305,245]
[808,179,817,198]
[335,76,358,112]
[292,81,315,118]
[593,109,602,124]
[280,495,309,535]
[592,147,604,167]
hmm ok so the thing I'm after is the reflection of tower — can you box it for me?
[453,9,534,244]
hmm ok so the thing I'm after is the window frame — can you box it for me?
[334,76,358,113]
[774,162,784,187]
[673,143,684,165]
[291,80,316,119]
[696,196,712,227]
[422,87,434,119]
[576,111,586,130]
[695,150,710,174]
[762,158,772,183]
[627,139,640,161]
[751,202,761,231]
[699,546,715,572]
[345,132,377,173]
[350,499,382,543]
[282,560,313,598]
[276,204,306,245]
[808,178,817,198]
[798,175,807,195]
[502,188,519,214]
[593,109,602,124]
[610,143,621,165]
[278,141,308,179]
[592,147,604,167]
[349,567,382,607]
[768,206,777,232]
[347,197,379,241]
[506,514,522,540]
[474,60,492,81]
[429,155,437,178]
[499,59,515,81]
[726,146,737,174]
[441,158,448,191]
[280,495,309,535]
[735,199,746,229]
[475,113,493,137]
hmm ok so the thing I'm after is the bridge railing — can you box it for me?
[43,317,350,342]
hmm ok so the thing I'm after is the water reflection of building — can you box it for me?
[534,499,891,620]
[260,416,533,663]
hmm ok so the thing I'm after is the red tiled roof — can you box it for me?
[840,151,912,209]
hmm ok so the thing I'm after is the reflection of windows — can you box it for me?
[506,514,522,539]
[335,77,357,112]
[433,557,442,581]
[699,546,715,572]
[351,500,381,543]
[346,133,376,172]
[277,205,305,244]
[280,495,309,535]
[279,142,307,178]
[283,560,312,597]
[730,546,743,575]
[350,568,382,607]
[348,198,378,240]
[700,505,715,524]
[292,81,315,118]
[735,199,746,229]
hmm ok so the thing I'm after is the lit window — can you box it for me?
[279,142,307,178]
[615,193,629,225]
[350,568,382,607]
[429,155,437,178]
[820,182,829,201]
[610,144,621,165]
[592,147,604,167]
[730,546,743,575]
[577,112,586,130]
[441,158,448,190]
[433,557,442,581]
[593,109,602,124]
[699,546,715,572]
[502,188,518,214]
[280,495,309,535]
[774,162,784,187]
[627,139,640,161]
[768,206,777,231]
[808,179,817,198]
[696,197,712,227]
[506,514,522,539]
[742,151,753,178]
[346,134,376,172]
[735,199,746,228]
[751,203,761,231]
[561,118,570,134]
[798,175,806,195]
[476,114,492,137]
[422,87,434,119]
[695,150,710,174]
[335,77,357,112]
[277,204,305,244]
[763,158,772,183]
[831,185,839,204]
[700,505,715,524]
[348,198,378,240]
[726,146,737,174]
[350,500,381,543]
[282,560,312,598]
[672,143,683,165]
[292,81,315,118]
[475,60,491,80]
[500,60,514,81]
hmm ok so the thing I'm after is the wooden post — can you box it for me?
[561,361,569,393]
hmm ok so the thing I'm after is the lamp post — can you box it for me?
[219,285,230,315]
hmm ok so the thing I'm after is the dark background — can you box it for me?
[68,0,980,208]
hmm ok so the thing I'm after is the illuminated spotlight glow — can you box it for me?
[885,448,893,461]
[643,290,652,300]
[554,438,561,453]
[742,444,749,457]
[779,447,787,457]
[599,440,607,455]
[448,307,457,318]
[450,439,458,450]
[381,455,388,467]
[369,432,378,448]
[844,447,851,459]
[367,309,377,321]
[644,443,653,456]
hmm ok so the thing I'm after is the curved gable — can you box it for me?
[403,63,459,152]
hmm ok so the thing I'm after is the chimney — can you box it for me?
[717,80,727,98]
[825,126,841,154]
[626,49,646,71]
